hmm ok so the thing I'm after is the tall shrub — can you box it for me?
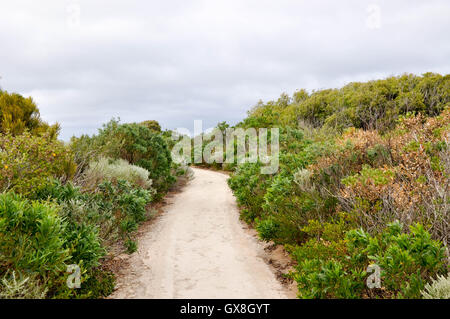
[0,132,76,196]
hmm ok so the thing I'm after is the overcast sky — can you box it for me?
[1,0,449,140]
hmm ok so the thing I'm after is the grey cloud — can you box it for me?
[0,0,449,140]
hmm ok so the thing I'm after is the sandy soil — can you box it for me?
[110,168,295,299]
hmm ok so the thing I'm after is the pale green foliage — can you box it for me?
[421,274,450,299]
[176,161,195,180]
[185,166,194,180]
[0,271,47,299]
[293,168,314,192]
[83,157,153,189]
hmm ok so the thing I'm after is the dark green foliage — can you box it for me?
[255,217,280,242]
[0,192,70,274]
[70,119,175,198]
[292,221,448,299]
[63,222,104,270]
[348,222,447,298]
[0,192,106,298]
[228,127,336,244]
[21,178,153,297]
[117,123,175,195]
[228,162,271,222]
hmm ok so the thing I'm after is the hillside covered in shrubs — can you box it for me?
[0,90,191,298]
[1,72,449,299]
[224,73,450,298]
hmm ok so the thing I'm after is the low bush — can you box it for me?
[0,271,47,299]
[83,157,154,190]
[0,192,84,298]
[0,192,70,274]
[228,162,271,222]
[21,178,153,298]
[37,179,153,247]
[292,221,448,299]
[255,217,281,242]
[421,274,450,299]
[27,175,154,297]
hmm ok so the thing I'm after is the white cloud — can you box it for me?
[0,0,449,140]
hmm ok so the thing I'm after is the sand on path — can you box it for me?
[110,168,292,299]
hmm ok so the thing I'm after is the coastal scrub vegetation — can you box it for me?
[225,73,450,298]
[0,90,190,298]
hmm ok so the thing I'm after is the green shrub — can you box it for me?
[63,222,104,270]
[255,217,281,242]
[78,118,125,162]
[0,192,70,274]
[71,119,175,197]
[0,132,76,196]
[100,180,152,226]
[263,174,293,211]
[295,259,366,299]
[33,181,105,270]
[115,123,175,195]
[0,192,87,298]
[0,90,60,137]
[347,222,448,298]
[260,173,321,244]
[224,73,450,299]
[37,179,153,246]
[228,126,336,244]
[35,179,83,203]
[293,221,448,299]
[291,217,359,299]
[228,163,271,222]
[30,179,152,297]
[83,157,154,190]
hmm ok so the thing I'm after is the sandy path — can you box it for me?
[110,168,291,299]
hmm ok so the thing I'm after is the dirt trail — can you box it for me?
[110,168,293,299]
